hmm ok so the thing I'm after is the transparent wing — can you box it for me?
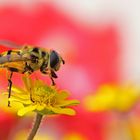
[0,40,21,48]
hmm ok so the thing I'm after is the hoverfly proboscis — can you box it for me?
[0,40,65,107]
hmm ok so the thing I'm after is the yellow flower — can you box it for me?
[63,132,87,140]
[84,84,140,112]
[8,75,80,116]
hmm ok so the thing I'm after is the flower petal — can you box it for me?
[36,104,45,111]
[57,100,80,107]
[18,105,37,116]
[56,90,69,100]
[51,107,76,116]
[11,92,29,99]
[9,97,32,105]
[10,101,24,111]
[12,86,26,94]
[84,93,116,111]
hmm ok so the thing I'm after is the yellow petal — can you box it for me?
[10,101,24,111]
[51,107,76,116]
[63,133,86,140]
[2,92,8,95]
[11,93,30,100]
[18,105,37,116]
[9,97,32,105]
[0,92,23,112]
[84,93,115,112]
[2,91,28,100]
[56,90,69,100]
[57,100,80,107]
[36,104,45,111]
[12,86,26,94]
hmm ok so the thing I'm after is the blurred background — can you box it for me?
[0,0,140,140]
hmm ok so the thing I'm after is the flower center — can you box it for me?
[31,86,56,106]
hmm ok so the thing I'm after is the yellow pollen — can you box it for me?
[30,86,56,106]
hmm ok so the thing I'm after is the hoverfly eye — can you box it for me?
[50,50,59,68]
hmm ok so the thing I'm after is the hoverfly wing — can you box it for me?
[0,40,21,48]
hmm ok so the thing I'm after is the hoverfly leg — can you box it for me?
[50,77,55,86]
[8,72,13,107]
[42,70,56,85]
[50,71,57,86]
[24,62,34,74]
[29,88,35,103]
[51,71,58,78]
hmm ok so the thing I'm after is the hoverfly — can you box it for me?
[0,40,65,106]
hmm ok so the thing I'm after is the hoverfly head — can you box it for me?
[49,50,65,71]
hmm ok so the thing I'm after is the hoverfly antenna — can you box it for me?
[61,58,65,64]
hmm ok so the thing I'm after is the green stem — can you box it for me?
[27,113,43,140]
